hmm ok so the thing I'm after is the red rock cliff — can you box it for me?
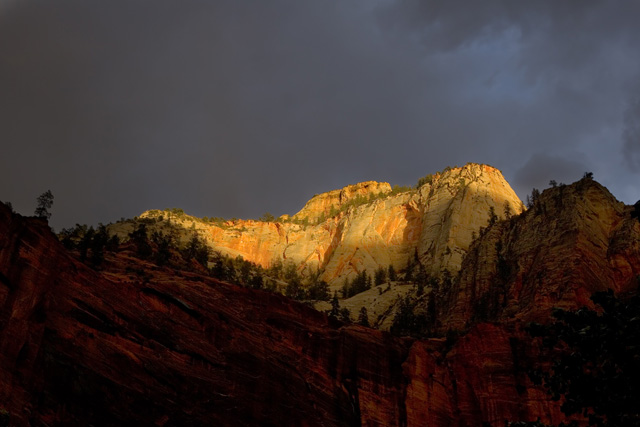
[443,178,640,330]
[0,203,574,426]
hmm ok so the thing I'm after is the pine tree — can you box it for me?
[129,224,152,259]
[330,292,340,318]
[388,264,397,282]
[308,280,330,301]
[341,278,351,298]
[249,274,263,290]
[526,289,640,427]
[358,307,370,327]
[339,308,351,323]
[374,266,387,286]
[34,190,54,220]
[503,200,512,219]
[404,258,414,282]
[487,205,498,226]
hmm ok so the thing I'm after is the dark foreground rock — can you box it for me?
[0,203,577,426]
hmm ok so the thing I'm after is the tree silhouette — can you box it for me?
[526,188,540,209]
[34,190,54,219]
[259,212,275,222]
[358,307,370,327]
[339,307,351,323]
[329,292,340,318]
[526,288,640,426]
[487,205,498,226]
[504,201,513,219]
[129,224,152,259]
[374,266,387,286]
[307,280,330,301]
[388,264,397,282]
[631,200,640,222]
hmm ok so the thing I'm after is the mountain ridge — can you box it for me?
[441,176,640,331]
[126,163,524,289]
[0,201,567,426]
[1,168,638,425]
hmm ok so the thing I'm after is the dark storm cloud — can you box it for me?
[1,0,639,229]
[623,98,640,171]
[513,153,589,197]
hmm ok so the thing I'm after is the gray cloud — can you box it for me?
[623,98,640,171]
[513,153,589,197]
[1,1,639,229]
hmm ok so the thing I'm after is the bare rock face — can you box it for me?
[403,323,568,427]
[139,163,524,290]
[292,180,392,223]
[443,178,640,329]
[412,163,523,275]
[0,204,569,426]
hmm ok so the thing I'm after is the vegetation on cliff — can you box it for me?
[58,215,337,305]
[523,287,640,427]
[34,189,54,220]
[3,165,640,426]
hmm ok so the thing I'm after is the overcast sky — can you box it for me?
[1,0,639,230]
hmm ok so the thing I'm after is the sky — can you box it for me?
[1,0,639,230]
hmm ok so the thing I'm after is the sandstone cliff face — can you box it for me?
[292,180,392,223]
[403,323,569,427]
[412,163,523,275]
[443,178,640,330]
[0,204,569,426]
[138,163,523,290]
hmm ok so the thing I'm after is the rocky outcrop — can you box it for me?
[442,177,640,330]
[11,169,635,425]
[137,163,524,290]
[0,203,571,426]
[291,180,392,223]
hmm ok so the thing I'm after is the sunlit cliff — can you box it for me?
[135,163,523,290]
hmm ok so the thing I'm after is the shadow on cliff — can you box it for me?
[441,177,640,330]
[0,201,578,427]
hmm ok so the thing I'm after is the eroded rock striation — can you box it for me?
[0,202,570,427]
[2,173,638,426]
[138,163,524,289]
[442,177,640,329]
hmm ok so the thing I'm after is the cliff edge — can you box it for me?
[136,163,524,290]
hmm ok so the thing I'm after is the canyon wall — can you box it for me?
[442,177,640,330]
[0,204,568,426]
[138,163,524,289]
[6,170,634,425]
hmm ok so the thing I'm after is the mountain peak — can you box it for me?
[442,174,640,330]
[2,166,637,426]
[129,163,524,289]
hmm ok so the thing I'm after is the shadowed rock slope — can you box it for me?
[0,202,574,426]
[442,177,640,330]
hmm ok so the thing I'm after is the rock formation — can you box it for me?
[2,171,639,426]
[442,177,640,330]
[135,163,524,290]
[0,203,569,426]
[291,180,392,223]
